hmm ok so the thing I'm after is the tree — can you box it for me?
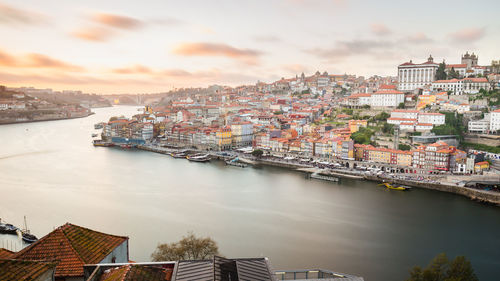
[397,102,405,109]
[374,111,390,122]
[252,149,264,158]
[436,62,447,80]
[109,116,118,122]
[406,253,478,281]
[151,232,219,261]
[399,144,411,151]
[382,122,394,134]
[449,67,460,79]
[350,127,374,144]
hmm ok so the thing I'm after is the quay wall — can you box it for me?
[365,175,500,206]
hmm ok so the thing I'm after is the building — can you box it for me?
[398,55,439,91]
[231,122,254,147]
[0,260,57,281]
[491,109,500,133]
[370,90,405,107]
[432,77,490,95]
[412,141,465,172]
[13,223,129,281]
[468,119,490,134]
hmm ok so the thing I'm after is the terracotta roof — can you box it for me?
[0,248,14,259]
[0,259,57,281]
[446,64,467,68]
[98,264,173,281]
[373,90,403,95]
[14,223,128,278]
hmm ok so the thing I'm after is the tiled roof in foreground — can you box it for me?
[13,223,128,278]
[0,248,14,259]
[97,264,173,281]
[0,259,57,281]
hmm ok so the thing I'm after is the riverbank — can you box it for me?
[0,111,94,125]
[132,145,500,207]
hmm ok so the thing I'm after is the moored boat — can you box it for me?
[187,154,211,162]
[0,223,18,235]
[379,182,412,191]
[22,232,38,243]
[171,153,187,158]
[92,133,98,138]
[93,140,114,147]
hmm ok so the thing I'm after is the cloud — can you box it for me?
[173,42,261,58]
[254,35,282,43]
[71,27,115,42]
[305,39,393,60]
[283,64,309,74]
[370,23,391,36]
[0,3,47,25]
[449,27,485,43]
[407,32,433,44]
[0,49,84,71]
[92,13,143,29]
[111,64,153,74]
[150,17,184,26]
[25,54,84,71]
[0,49,17,66]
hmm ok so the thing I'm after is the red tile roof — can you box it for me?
[0,248,14,259]
[98,264,173,281]
[14,223,128,278]
[0,259,57,281]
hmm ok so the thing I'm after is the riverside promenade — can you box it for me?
[133,144,500,206]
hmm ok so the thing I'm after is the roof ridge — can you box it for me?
[64,223,129,240]
[59,227,87,266]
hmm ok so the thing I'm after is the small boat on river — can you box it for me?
[379,182,412,191]
[0,222,18,235]
[187,154,211,162]
[21,216,38,243]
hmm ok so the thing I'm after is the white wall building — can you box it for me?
[418,112,445,125]
[371,90,405,107]
[490,109,500,133]
[468,119,490,134]
[398,55,439,91]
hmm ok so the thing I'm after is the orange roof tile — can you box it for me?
[0,259,57,281]
[0,248,14,259]
[14,223,128,278]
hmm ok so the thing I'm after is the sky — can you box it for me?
[0,0,499,94]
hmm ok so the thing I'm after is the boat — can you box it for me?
[310,173,339,182]
[171,153,187,158]
[120,144,132,149]
[0,223,18,235]
[21,216,38,243]
[93,140,114,147]
[94,123,104,129]
[22,232,38,243]
[379,182,412,191]
[187,154,211,162]
[225,157,247,168]
[92,133,98,138]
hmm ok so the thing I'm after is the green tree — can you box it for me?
[399,144,411,151]
[397,102,405,109]
[449,67,460,79]
[151,232,219,261]
[374,111,390,122]
[350,127,374,144]
[382,122,394,134]
[109,116,118,122]
[436,62,447,80]
[251,149,264,158]
[406,253,478,281]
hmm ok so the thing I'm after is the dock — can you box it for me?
[310,173,340,182]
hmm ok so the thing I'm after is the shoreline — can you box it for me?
[0,112,94,125]
[132,145,500,207]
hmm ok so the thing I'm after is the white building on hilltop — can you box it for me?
[398,55,439,91]
[491,109,500,133]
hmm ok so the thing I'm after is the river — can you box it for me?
[0,106,499,280]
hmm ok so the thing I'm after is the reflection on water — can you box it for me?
[0,106,499,280]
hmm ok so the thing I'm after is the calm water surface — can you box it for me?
[1,106,499,280]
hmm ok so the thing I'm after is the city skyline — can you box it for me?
[0,0,499,94]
